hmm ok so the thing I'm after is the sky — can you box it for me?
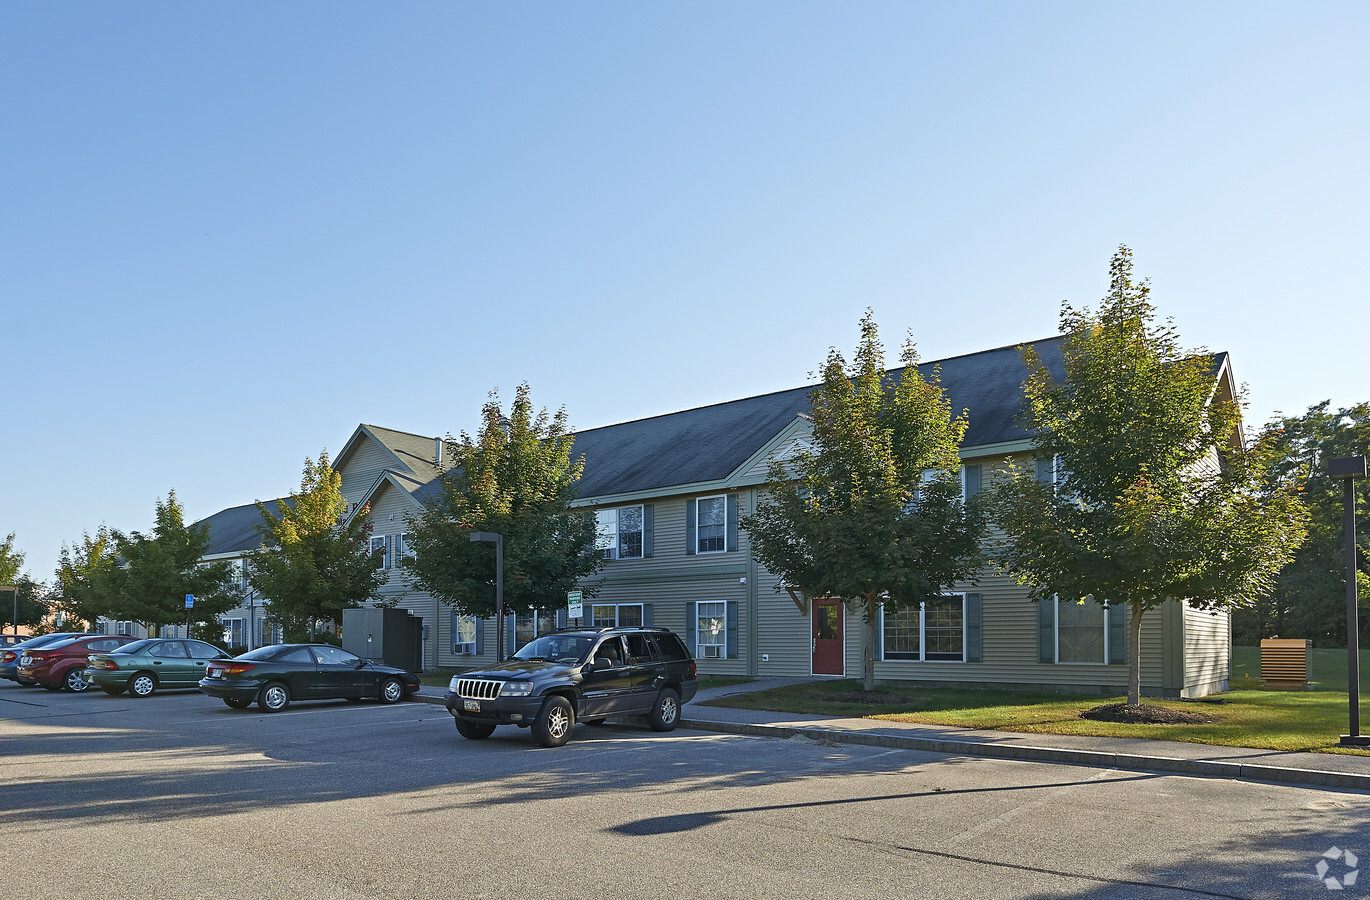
[3,2,1367,583]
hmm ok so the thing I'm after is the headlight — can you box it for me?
[500,681,533,696]
[448,675,462,691]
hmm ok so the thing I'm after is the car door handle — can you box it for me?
[153,661,162,665]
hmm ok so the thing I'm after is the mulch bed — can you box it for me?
[1081,702,1216,725]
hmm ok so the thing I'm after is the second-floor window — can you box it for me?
[696,496,726,553]
[370,535,388,569]
[596,506,645,560]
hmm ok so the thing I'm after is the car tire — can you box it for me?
[379,677,405,705]
[62,668,90,693]
[532,695,575,747]
[584,718,608,726]
[344,696,363,703]
[455,718,496,740]
[102,687,126,696]
[223,697,252,710]
[128,673,156,698]
[41,684,60,691]
[648,688,681,732]
[258,682,290,713]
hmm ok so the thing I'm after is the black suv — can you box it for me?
[445,626,698,747]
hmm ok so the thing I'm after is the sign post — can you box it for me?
[567,590,583,626]
[185,594,195,641]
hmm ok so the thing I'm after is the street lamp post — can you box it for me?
[469,532,504,661]
[1,585,16,638]
[1329,455,1368,747]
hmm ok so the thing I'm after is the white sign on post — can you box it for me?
[567,590,583,620]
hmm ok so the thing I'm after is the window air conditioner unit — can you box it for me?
[703,645,722,659]
[453,642,475,655]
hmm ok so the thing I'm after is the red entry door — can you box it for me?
[812,598,844,675]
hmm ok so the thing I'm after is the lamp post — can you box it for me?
[1329,455,1368,747]
[469,532,504,661]
[2,585,16,638]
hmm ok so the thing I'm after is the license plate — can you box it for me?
[464,699,481,712]
[19,656,30,665]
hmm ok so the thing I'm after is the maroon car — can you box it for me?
[17,635,137,692]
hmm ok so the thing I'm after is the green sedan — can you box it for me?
[86,638,233,697]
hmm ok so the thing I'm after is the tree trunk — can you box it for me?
[864,594,878,692]
[1127,601,1143,706]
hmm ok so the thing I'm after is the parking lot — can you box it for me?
[4,686,1370,899]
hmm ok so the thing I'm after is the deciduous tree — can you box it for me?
[406,384,602,622]
[50,526,117,629]
[991,246,1308,706]
[743,311,986,692]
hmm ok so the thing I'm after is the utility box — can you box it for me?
[343,608,423,673]
[1260,638,1313,690]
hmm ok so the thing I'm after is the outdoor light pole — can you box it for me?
[2,585,16,638]
[1329,455,1368,747]
[469,532,504,661]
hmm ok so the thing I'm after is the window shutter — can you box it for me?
[1038,598,1055,663]
[1108,603,1127,665]
[642,603,653,626]
[726,600,738,659]
[389,534,398,568]
[726,494,739,552]
[685,602,697,650]
[963,465,981,503]
[876,603,885,661]
[1035,455,1055,484]
[965,593,982,662]
[450,611,458,651]
[505,615,515,658]
[643,504,654,558]
[685,499,696,555]
[475,618,485,655]
[556,609,567,629]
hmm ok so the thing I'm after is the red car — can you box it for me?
[17,635,137,692]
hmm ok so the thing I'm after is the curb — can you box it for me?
[412,693,1370,792]
[680,717,1370,793]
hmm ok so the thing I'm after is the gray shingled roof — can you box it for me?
[570,336,1070,498]
[198,499,284,556]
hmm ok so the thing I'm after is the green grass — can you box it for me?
[701,676,1370,756]
[1230,644,1367,693]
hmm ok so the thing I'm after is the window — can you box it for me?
[514,610,557,650]
[312,646,360,666]
[397,533,415,567]
[591,604,643,628]
[370,535,388,569]
[696,601,726,659]
[595,506,644,560]
[882,595,966,662]
[453,613,477,654]
[150,641,189,659]
[1055,598,1114,664]
[223,618,245,647]
[697,496,726,553]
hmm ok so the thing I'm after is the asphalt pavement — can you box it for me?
[412,677,1370,792]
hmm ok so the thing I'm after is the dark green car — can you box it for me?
[198,643,421,712]
[86,638,233,697]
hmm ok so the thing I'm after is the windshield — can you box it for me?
[512,635,591,665]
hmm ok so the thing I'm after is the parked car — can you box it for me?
[445,626,698,747]
[198,644,420,712]
[0,634,29,648]
[86,638,233,697]
[17,635,138,692]
[1,633,98,684]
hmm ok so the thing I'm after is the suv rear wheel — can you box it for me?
[649,688,680,731]
[533,695,575,747]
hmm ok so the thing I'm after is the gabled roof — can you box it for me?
[197,499,284,556]
[571,336,1070,498]
[336,424,444,488]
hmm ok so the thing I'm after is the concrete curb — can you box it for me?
[411,692,1370,792]
[679,716,1370,792]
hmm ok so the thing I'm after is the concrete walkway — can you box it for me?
[412,677,1370,792]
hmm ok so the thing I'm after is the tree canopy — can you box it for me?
[0,536,46,632]
[991,246,1309,705]
[247,452,385,640]
[743,311,986,691]
[99,492,240,637]
[49,526,117,630]
[405,384,602,620]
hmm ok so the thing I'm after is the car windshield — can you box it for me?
[113,639,156,654]
[512,635,591,665]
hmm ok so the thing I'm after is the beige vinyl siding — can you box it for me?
[754,569,812,675]
[1183,602,1230,698]
[338,437,395,508]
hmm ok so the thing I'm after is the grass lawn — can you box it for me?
[1230,644,1366,693]
[702,665,1370,757]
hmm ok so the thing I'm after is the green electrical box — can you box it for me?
[342,608,423,673]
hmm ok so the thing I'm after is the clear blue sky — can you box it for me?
[4,2,1367,582]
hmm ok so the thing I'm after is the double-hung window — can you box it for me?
[370,535,388,570]
[695,601,726,659]
[882,595,966,662]
[397,533,415,567]
[596,506,645,560]
[1040,597,1125,664]
[591,603,644,628]
[696,496,726,553]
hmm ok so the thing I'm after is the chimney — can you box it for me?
[435,437,443,468]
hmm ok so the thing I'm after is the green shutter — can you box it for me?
[505,615,515,658]
[643,504,654,558]
[685,499,696,555]
[474,618,485,655]
[965,593,982,662]
[556,609,567,629]
[726,600,738,659]
[726,494,739,552]
[685,602,696,650]
[1108,602,1127,665]
[963,465,981,502]
[642,603,653,626]
[1035,455,1055,483]
[1038,598,1055,663]
[876,603,885,661]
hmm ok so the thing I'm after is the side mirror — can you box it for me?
[592,657,612,670]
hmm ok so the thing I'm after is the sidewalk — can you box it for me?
[412,678,1370,792]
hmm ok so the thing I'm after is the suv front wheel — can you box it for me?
[649,688,680,732]
[532,695,575,747]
